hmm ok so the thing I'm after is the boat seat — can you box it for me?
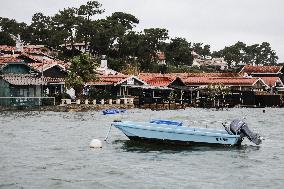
[150,119,183,126]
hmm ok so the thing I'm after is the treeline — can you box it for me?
[0,1,279,73]
[212,41,278,66]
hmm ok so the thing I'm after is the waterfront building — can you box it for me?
[240,65,284,96]
[0,57,44,106]
[0,45,68,106]
[87,75,148,98]
[1,45,284,107]
[239,65,284,77]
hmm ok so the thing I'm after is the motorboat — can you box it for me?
[111,119,262,146]
[103,109,126,115]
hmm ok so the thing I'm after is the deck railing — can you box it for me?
[0,97,55,107]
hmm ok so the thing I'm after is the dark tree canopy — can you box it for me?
[192,43,211,58]
[0,17,31,42]
[65,53,98,97]
[165,37,193,66]
[212,41,278,66]
[77,0,104,19]
[0,31,16,46]
[77,1,104,51]
[108,12,139,32]
[30,13,51,45]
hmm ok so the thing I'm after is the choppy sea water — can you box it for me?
[0,108,284,189]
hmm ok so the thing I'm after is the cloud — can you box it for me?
[1,0,283,61]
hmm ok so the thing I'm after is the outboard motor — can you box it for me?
[230,119,262,145]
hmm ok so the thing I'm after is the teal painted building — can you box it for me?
[0,61,43,106]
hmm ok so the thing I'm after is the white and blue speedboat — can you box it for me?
[111,119,262,146]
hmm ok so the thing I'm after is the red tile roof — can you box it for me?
[1,74,65,85]
[141,76,174,87]
[24,45,45,49]
[2,74,47,85]
[0,54,69,72]
[185,73,241,78]
[138,73,247,87]
[260,77,283,87]
[139,72,241,79]
[27,61,68,72]
[19,53,43,63]
[138,73,177,87]
[0,45,17,51]
[0,45,50,55]
[139,73,164,77]
[182,77,260,86]
[0,56,23,65]
[18,53,69,71]
[240,65,282,74]
[87,75,127,85]
[23,47,50,56]
[139,73,176,79]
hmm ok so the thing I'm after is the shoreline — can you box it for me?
[0,104,135,112]
[0,104,281,112]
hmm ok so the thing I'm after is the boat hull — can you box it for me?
[112,121,242,146]
[127,136,242,147]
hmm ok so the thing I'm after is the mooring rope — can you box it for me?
[104,124,113,143]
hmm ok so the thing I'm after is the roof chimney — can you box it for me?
[100,55,107,69]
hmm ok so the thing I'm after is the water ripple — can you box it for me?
[1,108,284,188]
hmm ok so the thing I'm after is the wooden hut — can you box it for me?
[181,77,268,107]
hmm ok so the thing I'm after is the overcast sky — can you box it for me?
[1,0,283,62]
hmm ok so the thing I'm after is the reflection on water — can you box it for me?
[0,108,284,188]
[116,139,256,153]
[115,139,263,161]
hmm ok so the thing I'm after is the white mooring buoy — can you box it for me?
[89,139,103,148]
